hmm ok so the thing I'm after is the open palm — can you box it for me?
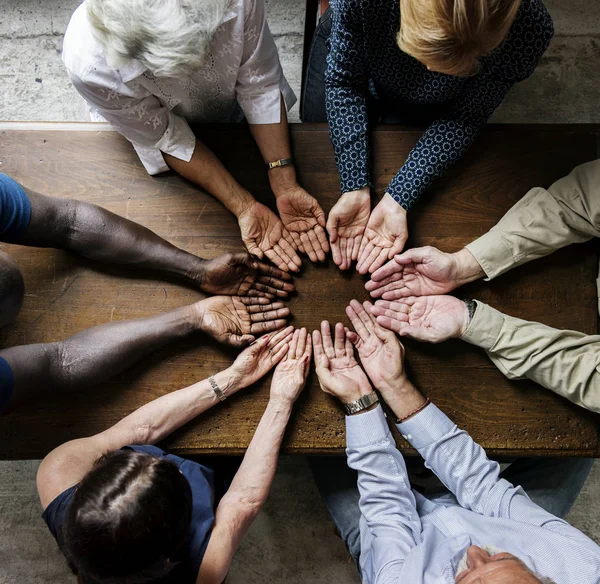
[195,296,290,347]
[276,187,329,263]
[238,202,302,273]
[371,295,469,343]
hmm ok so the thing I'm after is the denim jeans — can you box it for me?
[309,455,594,572]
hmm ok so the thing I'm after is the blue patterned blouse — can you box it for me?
[324,0,554,210]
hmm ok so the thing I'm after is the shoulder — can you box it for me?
[62,2,112,82]
[491,0,554,80]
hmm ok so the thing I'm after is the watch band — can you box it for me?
[344,391,379,415]
[266,157,293,170]
[208,375,227,402]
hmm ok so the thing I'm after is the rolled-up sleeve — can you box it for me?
[69,73,196,175]
[235,0,296,124]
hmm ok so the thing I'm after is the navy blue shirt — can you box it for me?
[42,445,217,583]
[324,0,554,209]
[0,357,14,414]
[0,173,31,242]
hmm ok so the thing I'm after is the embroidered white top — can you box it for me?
[62,0,296,175]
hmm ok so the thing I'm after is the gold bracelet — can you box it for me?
[396,398,430,424]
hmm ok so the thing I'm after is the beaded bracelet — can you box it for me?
[396,398,431,424]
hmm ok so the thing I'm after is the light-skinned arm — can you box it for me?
[2,296,290,407]
[37,326,295,510]
[313,320,421,584]
[196,328,312,584]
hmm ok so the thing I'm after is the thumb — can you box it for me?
[326,214,339,243]
[394,247,427,266]
[245,241,264,260]
[316,206,327,228]
[229,334,256,348]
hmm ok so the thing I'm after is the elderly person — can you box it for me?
[62,0,329,271]
[367,159,600,414]
[0,172,291,412]
[38,326,311,583]
[302,0,553,274]
[310,304,599,583]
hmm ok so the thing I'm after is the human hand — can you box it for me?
[371,296,469,343]
[326,188,371,270]
[366,247,484,300]
[229,326,294,388]
[345,299,407,394]
[276,185,329,263]
[356,193,408,275]
[270,328,312,405]
[312,321,372,404]
[197,252,295,298]
[194,296,290,347]
[238,201,302,273]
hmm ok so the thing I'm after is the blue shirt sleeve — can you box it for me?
[0,356,15,414]
[0,174,32,243]
[41,484,77,550]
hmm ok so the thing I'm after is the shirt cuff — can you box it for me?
[396,403,455,450]
[460,300,505,350]
[134,114,196,175]
[465,230,515,281]
[345,404,392,448]
[238,81,297,125]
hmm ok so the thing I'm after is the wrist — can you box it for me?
[451,248,485,285]
[339,385,374,405]
[212,368,241,398]
[267,396,295,414]
[375,374,410,396]
[230,190,256,218]
[269,164,298,198]
[341,187,370,203]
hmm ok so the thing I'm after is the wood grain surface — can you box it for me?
[0,123,598,459]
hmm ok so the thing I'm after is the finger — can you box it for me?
[370,305,409,323]
[257,275,295,293]
[264,248,290,272]
[295,327,307,359]
[352,298,377,332]
[276,240,302,272]
[315,205,327,229]
[267,325,294,348]
[345,337,354,360]
[389,237,406,259]
[346,302,369,341]
[257,262,293,282]
[338,238,348,270]
[288,328,299,360]
[321,320,335,358]
[367,247,391,275]
[290,230,304,254]
[326,214,339,244]
[334,322,346,357]
[367,270,404,291]
[250,319,289,334]
[227,333,256,347]
[344,237,354,269]
[246,300,285,313]
[306,228,325,263]
[375,315,405,335]
[247,288,276,299]
[397,324,432,342]
[314,225,330,255]
[381,288,414,301]
[271,343,290,365]
[240,296,272,306]
[346,330,359,345]
[357,240,375,273]
[358,245,382,275]
[371,257,403,282]
[351,234,362,261]
[331,238,343,266]
[312,330,329,368]
[377,296,418,310]
[357,234,370,265]
[304,333,312,360]
[249,306,290,322]
[253,281,289,298]
[300,231,319,263]
[393,248,428,266]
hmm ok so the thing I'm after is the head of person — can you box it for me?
[62,450,193,583]
[86,0,231,77]
[397,0,522,76]
[455,545,556,584]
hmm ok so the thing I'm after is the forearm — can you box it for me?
[22,191,205,284]
[462,301,600,413]
[467,161,600,280]
[220,398,292,514]
[1,304,199,404]
[164,139,255,217]
[248,95,298,199]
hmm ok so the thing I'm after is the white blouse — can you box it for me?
[62,0,296,175]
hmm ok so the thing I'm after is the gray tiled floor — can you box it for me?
[0,1,599,582]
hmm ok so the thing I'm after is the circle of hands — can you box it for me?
[199,185,472,396]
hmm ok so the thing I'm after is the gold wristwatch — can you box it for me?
[344,391,379,415]
[266,157,294,170]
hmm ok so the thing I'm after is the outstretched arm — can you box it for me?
[197,328,312,584]
[37,327,295,510]
[1,295,290,406]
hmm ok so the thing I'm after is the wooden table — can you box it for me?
[0,123,599,460]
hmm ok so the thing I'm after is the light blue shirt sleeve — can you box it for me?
[345,405,421,584]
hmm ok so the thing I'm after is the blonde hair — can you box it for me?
[398,0,522,77]
[87,0,231,77]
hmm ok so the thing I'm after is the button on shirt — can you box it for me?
[62,0,296,175]
[346,404,600,583]
[325,0,553,210]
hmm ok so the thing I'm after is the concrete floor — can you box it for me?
[0,0,599,582]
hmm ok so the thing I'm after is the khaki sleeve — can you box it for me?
[466,159,600,280]
[461,301,600,414]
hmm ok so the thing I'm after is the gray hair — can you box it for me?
[87,0,232,77]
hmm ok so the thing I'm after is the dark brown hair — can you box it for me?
[62,450,193,584]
